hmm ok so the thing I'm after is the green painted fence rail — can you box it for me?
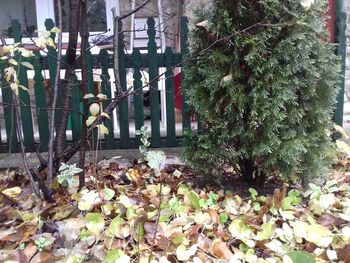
[0,17,192,153]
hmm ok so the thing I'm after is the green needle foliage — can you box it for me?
[183,0,340,185]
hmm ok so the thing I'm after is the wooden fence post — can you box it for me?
[164,47,176,146]
[100,49,115,148]
[132,48,144,133]
[12,19,35,151]
[0,56,18,152]
[118,20,130,148]
[147,18,161,147]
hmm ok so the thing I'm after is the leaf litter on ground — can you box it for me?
[0,158,350,263]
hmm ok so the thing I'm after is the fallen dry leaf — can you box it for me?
[23,242,37,260]
[30,251,53,263]
[317,213,341,229]
[211,239,234,259]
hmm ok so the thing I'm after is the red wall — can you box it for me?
[328,0,335,41]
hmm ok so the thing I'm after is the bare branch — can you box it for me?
[47,0,63,186]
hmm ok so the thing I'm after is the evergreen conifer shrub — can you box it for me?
[183,0,340,184]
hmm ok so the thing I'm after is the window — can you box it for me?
[132,17,161,48]
[54,0,107,32]
[0,0,38,37]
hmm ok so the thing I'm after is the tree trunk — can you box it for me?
[240,158,255,183]
[55,0,81,159]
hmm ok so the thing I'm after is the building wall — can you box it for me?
[0,0,37,37]
[120,0,179,50]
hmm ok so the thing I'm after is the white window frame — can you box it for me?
[35,0,119,36]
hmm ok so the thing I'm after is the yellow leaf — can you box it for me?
[19,48,34,58]
[176,244,197,261]
[46,37,56,48]
[8,59,18,66]
[3,45,14,53]
[196,20,209,30]
[35,38,47,49]
[83,93,95,99]
[282,255,293,263]
[300,0,314,11]
[50,27,61,33]
[5,66,16,82]
[98,124,109,135]
[306,224,333,247]
[42,31,51,38]
[89,103,100,116]
[21,61,34,70]
[101,112,111,119]
[86,116,97,126]
[10,83,19,96]
[96,93,107,100]
[18,85,28,91]
[2,187,21,198]
[336,140,350,155]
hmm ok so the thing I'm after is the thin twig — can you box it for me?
[118,0,151,21]
[47,0,63,187]
[13,93,40,197]
[78,0,88,190]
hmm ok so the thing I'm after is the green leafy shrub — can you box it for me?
[183,0,340,184]
[57,163,82,188]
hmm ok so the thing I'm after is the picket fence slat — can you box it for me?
[86,33,95,95]
[32,51,49,151]
[118,21,130,148]
[132,49,144,134]
[0,17,193,153]
[100,49,115,148]
[147,18,161,147]
[164,47,177,147]
[11,20,36,151]
[70,73,81,142]
[0,60,19,153]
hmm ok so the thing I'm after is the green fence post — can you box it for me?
[147,18,161,147]
[86,32,95,95]
[118,20,130,148]
[132,48,144,135]
[180,17,191,139]
[11,19,35,151]
[32,51,49,151]
[164,47,176,146]
[70,73,81,142]
[0,60,18,152]
[334,0,347,126]
[100,49,115,148]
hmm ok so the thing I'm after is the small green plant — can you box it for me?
[248,188,261,211]
[135,125,151,157]
[57,163,82,188]
[66,254,85,263]
[199,191,219,208]
[34,236,51,252]
[18,243,25,250]
[304,180,338,214]
[135,126,166,177]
